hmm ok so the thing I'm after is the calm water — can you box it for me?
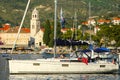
[9,74,120,80]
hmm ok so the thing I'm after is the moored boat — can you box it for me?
[9,47,119,74]
[9,59,118,74]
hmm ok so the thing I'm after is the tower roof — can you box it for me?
[32,8,39,14]
[31,8,39,20]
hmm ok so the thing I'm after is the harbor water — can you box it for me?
[9,74,120,80]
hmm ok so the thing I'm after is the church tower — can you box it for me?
[30,8,40,37]
[30,8,40,46]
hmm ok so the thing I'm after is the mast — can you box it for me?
[74,11,78,50]
[88,2,94,58]
[54,0,57,58]
[70,12,76,51]
[89,2,92,44]
[11,0,31,54]
[74,11,78,40]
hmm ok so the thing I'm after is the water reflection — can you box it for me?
[10,74,120,80]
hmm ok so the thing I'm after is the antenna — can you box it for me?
[11,0,31,54]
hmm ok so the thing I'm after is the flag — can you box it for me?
[60,8,65,28]
[89,44,93,50]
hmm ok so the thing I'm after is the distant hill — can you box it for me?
[0,0,120,27]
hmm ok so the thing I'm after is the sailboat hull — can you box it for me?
[9,59,118,74]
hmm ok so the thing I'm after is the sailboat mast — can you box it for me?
[54,0,57,58]
[11,0,31,54]
[74,11,78,40]
[89,2,92,44]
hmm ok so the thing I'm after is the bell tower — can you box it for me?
[30,8,40,46]
[30,8,40,37]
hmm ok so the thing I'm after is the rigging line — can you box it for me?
[11,0,31,54]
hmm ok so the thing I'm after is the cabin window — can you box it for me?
[100,65,105,68]
[33,63,40,66]
[62,64,69,67]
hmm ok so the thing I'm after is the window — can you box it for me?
[35,15,36,18]
[39,42,41,46]
[100,65,105,68]
[33,63,40,66]
[32,25,35,29]
[62,64,69,67]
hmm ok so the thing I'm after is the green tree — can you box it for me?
[56,22,62,39]
[43,20,51,46]
[96,24,120,47]
[96,24,110,46]
[48,30,54,47]
[111,25,120,47]
[61,30,72,40]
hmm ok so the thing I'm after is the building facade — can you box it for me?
[0,8,44,48]
[30,8,44,47]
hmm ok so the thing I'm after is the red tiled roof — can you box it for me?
[0,28,3,30]
[112,17,120,20]
[105,20,110,23]
[0,23,10,31]
[97,19,110,23]
[98,19,105,22]
[82,21,88,25]
[22,28,30,33]
[3,24,10,30]
[6,26,30,33]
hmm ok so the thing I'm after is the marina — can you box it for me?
[7,0,119,74]
[0,0,120,79]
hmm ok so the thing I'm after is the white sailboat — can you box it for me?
[9,0,119,74]
[9,48,119,74]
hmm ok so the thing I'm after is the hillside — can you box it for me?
[0,0,120,27]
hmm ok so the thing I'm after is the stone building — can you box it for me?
[0,8,44,48]
[30,8,44,47]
